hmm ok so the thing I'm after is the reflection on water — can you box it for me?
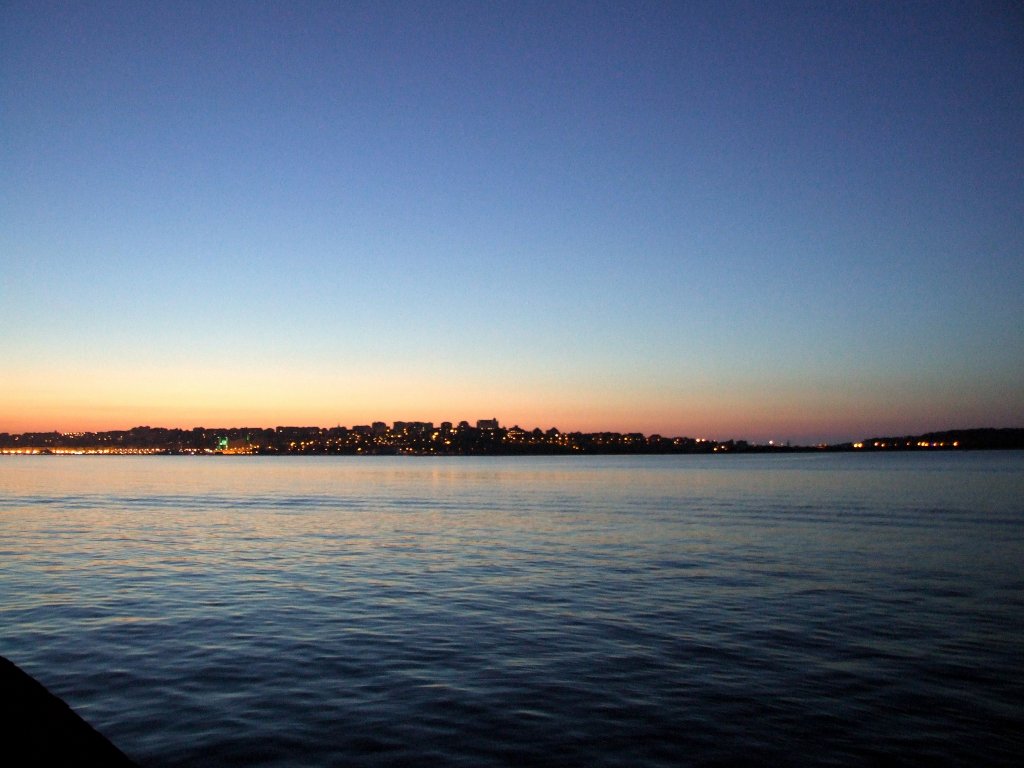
[1,453,1022,766]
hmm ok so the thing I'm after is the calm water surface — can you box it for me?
[1,453,1022,766]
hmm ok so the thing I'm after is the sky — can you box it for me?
[2,1,1022,444]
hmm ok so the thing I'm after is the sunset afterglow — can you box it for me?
[2,3,1022,444]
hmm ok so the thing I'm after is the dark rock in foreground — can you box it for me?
[0,655,138,766]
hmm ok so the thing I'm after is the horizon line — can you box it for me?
[4,421,1022,448]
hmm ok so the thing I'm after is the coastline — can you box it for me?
[0,656,138,767]
[3,426,1022,456]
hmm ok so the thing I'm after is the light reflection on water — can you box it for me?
[1,453,1023,766]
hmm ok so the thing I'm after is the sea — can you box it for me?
[1,452,1022,766]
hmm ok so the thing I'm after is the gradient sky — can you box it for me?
[2,1,1022,443]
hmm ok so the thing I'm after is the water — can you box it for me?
[1,452,1022,766]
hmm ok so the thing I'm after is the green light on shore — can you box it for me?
[216,437,228,450]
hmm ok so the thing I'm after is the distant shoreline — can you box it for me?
[3,426,1022,456]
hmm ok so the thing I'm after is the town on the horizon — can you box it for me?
[1,421,1021,456]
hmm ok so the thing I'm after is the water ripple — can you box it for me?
[1,454,1022,766]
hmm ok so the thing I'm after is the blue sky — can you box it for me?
[2,1,1022,442]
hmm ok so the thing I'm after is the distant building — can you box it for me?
[476,418,499,430]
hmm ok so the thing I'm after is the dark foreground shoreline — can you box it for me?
[0,655,138,767]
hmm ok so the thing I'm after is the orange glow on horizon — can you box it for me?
[3,363,1020,445]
